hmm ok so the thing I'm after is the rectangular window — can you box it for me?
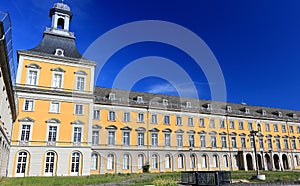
[151,114,157,124]
[108,111,116,121]
[220,120,225,128]
[123,132,130,146]
[209,119,215,128]
[49,102,60,113]
[123,112,130,122]
[151,133,158,146]
[297,126,300,134]
[259,138,264,149]
[239,121,244,130]
[231,137,237,148]
[176,116,182,126]
[52,73,62,88]
[282,125,286,133]
[75,104,83,115]
[108,131,115,145]
[27,70,37,85]
[274,124,278,132]
[189,134,195,147]
[93,110,100,120]
[265,123,270,132]
[241,137,246,148]
[199,118,205,127]
[164,133,171,146]
[221,136,227,148]
[164,115,170,124]
[290,125,294,133]
[48,126,57,142]
[284,139,289,149]
[24,100,34,111]
[92,131,99,145]
[200,135,206,148]
[20,125,31,141]
[137,133,144,146]
[276,138,281,150]
[211,136,216,148]
[292,139,296,150]
[138,113,144,122]
[76,76,85,91]
[230,121,235,129]
[177,134,183,147]
[267,138,272,149]
[248,122,253,130]
[73,127,82,143]
[188,117,194,126]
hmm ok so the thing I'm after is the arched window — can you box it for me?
[152,154,158,169]
[71,152,80,175]
[138,154,144,170]
[295,155,299,166]
[107,154,114,170]
[165,154,171,169]
[91,153,98,170]
[123,154,130,170]
[233,155,238,167]
[223,155,229,168]
[190,154,196,169]
[57,18,65,29]
[213,155,219,168]
[202,155,207,168]
[16,151,28,177]
[178,154,184,169]
[45,152,56,176]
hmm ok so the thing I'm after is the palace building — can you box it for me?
[7,2,300,177]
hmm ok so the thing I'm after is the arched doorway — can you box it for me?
[246,154,253,170]
[265,154,272,170]
[282,154,289,170]
[257,154,263,170]
[273,154,280,170]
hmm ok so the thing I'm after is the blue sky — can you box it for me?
[1,0,300,111]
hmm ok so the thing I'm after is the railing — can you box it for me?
[180,171,231,186]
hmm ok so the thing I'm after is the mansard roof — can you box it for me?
[94,86,300,122]
[23,32,83,59]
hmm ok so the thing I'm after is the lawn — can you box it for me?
[1,171,300,186]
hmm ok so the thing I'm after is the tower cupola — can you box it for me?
[48,2,73,36]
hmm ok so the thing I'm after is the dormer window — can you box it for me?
[137,96,143,103]
[245,108,250,114]
[278,112,282,117]
[186,102,191,108]
[226,105,232,112]
[207,104,212,110]
[293,113,297,119]
[108,93,115,101]
[163,99,168,106]
[55,49,64,56]
[262,110,266,116]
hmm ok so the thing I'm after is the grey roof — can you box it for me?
[27,32,83,59]
[94,86,300,122]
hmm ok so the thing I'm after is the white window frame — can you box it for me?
[49,101,60,113]
[23,99,34,111]
[176,116,182,126]
[137,113,144,123]
[122,154,130,170]
[75,74,86,91]
[92,130,100,145]
[164,133,171,147]
[91,153,98,170]
[15,151,28,177]
[123,112,130,122]
[138,154,144,169]
[70,152,80,175]
[51,72,64,89]
[122,131,130,146]
[44,151,56,176]
[107,154,114,170]
[152,154,158,169]
[108,111,116,121]
[151,114,157,124]
[46,125,59,143]
[93,110,100,120]
[177,134,183,147]
[137,132,144,146]
[107,130,116,145]
[188,117,194,126]
[151,133,158,146]
[72,126,83,144]
[164,115,170,124]
[74,104,84,115]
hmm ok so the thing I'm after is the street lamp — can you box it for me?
[250,130,266,180]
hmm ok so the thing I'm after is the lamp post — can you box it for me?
[250,130,265,180]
